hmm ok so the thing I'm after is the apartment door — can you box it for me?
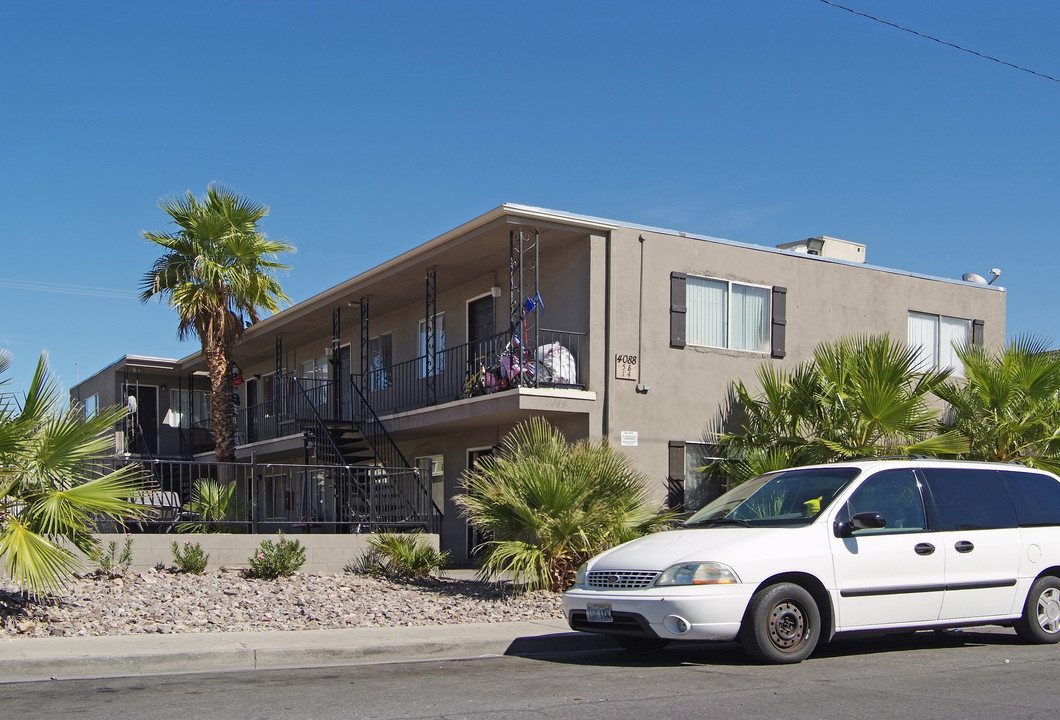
[128,385,159,456]
[467,295,495,360]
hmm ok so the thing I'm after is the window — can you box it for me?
[670,274,784,356]
[836,469,927,532]
[83,393,99,419]
[167,388,209,429]
[908,312,974,377]
[921,467,1018,531]
[300,356,328,384]
[418,313,446,377]
[1002,471,1060,527]
[367,333,392,391]
[686,277,770,352]
[667,440,725,513]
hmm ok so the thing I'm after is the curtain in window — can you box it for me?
[731,284,770,352]
[419,313,446,377]
[687,277,727,348]
[939,316,971,377]
[907,312,938,372]
[368,334,392,390]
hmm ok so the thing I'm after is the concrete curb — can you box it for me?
[0,619,613,684]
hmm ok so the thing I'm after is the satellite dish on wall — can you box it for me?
[962,272,988,285]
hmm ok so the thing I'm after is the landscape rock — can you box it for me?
[0,570,563,638]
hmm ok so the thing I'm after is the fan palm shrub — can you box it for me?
[457,417,674,592]
[360,532,449,579]
[178,478,239,532]
[935,336,1060,474]
[714,334,968,485]
[0,352,148,595]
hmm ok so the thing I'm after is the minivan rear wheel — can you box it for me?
[1015,575,1060,644]
[741,582,820,664]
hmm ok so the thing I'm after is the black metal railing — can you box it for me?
[88,457,440,534]
[362,328,586,415]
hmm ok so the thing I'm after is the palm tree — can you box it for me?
[0,352,147,595]
[714,334,968,484]
[457,417,674,592]
[140,184,295,462]
[935,336,1060,474]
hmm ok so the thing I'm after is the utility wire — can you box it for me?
[818,0,1060,84]
[0,278,138,300]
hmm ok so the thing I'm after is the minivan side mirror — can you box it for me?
[835,512,887,538]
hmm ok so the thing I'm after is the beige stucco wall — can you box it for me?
[599,226,1007,505]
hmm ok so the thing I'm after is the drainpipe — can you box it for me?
[636,234,649,394]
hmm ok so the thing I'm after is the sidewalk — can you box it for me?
[0,619,615,684]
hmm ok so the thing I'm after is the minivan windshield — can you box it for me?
[684,467,861,527]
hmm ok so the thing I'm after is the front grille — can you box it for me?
[587,570,660,590]
[569,610,658,637]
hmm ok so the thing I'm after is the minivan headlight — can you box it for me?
[574,562,588,586]
[654,562,740,586]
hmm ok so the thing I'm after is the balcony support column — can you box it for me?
[425,265,437,406]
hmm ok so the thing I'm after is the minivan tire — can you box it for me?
[1014,575,1060,644]
[741,582,820,664]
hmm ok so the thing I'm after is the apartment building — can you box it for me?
[72,204,1006,561]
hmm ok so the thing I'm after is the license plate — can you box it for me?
[586,602,613,623]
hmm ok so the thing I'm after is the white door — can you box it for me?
[922,468,1022,622]
[829,469,945,630]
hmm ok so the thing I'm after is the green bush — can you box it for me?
[356,533,449,579]
[92,536,134,577]
[458,417,675,592]
[170,540,209,574]
[246,532,306,579]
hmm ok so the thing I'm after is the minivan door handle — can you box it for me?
[914,543,935,556]
[954,540,975,553]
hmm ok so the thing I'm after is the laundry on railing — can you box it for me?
[536,341,577,385]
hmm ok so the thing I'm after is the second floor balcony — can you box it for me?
[227,327,588,452]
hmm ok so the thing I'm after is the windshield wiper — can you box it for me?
[687,517,754,528]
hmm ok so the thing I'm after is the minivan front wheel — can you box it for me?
[1015,575,1060,644]
[741,582,820,664]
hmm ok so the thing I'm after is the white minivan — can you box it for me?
[562,459,1060,663]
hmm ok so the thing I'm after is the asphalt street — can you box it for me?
[5,627,1059,720]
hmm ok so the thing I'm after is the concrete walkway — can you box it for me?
[0,619,615,684]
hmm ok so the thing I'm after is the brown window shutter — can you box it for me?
[771,286,787,359]
[972,319,985,347]
[670,272,687,348]
[667,441,686,511]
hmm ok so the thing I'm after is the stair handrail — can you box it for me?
[290,374,442,531]
[349,375,444,530]
[349,376,414,469]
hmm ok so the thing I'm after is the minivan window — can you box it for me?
[920,467,1018,531]
[1001,470,1060,527]
[685,467,859,527]
[835,469,926,532]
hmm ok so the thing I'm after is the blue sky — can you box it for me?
[2,1,1058,398]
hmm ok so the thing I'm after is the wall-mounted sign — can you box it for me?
[615,353,638,380]
[621,431,638,447]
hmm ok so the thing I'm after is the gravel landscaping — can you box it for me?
[0,568,563,638]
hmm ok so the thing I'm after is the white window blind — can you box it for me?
[687,276,770,352]
[908,311,970,377]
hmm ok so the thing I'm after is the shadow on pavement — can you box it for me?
[507,626,1023,668]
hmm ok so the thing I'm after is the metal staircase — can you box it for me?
[285,375,442,532]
